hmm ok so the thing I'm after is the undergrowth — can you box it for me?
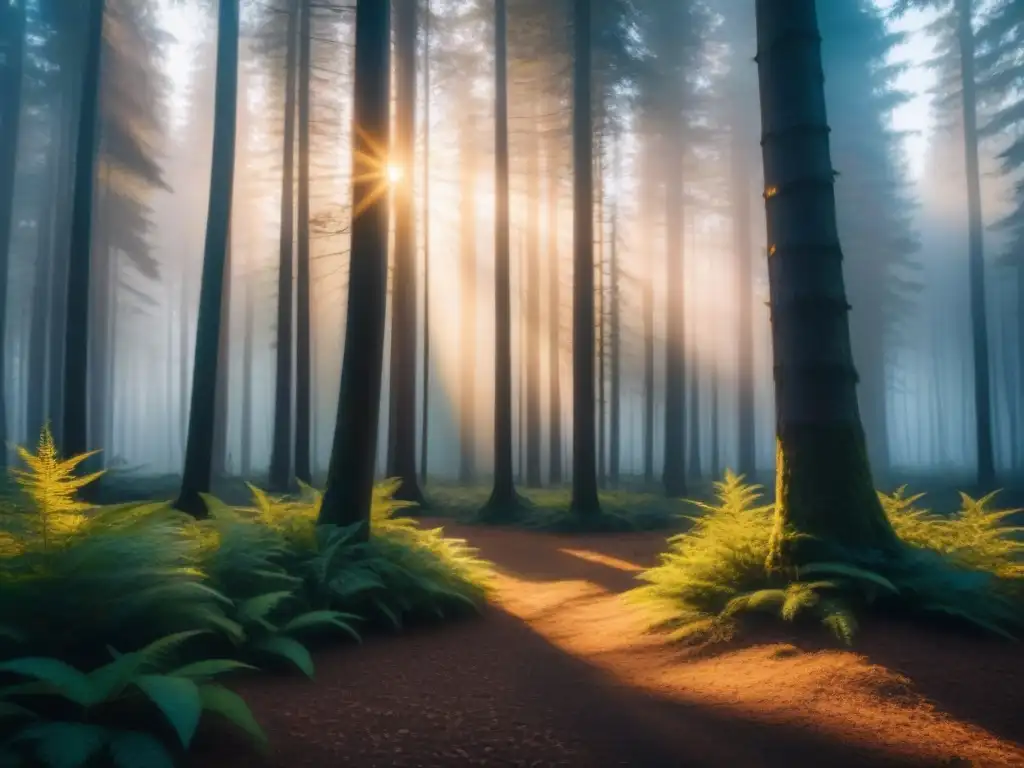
[0,427,492,767]
[628,471,1024,646]
[430,484,689,532]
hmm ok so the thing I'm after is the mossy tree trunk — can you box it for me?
[317,0,391,534]
[754,0,900,568]
[175,0,241,516]
[386,0,425,505]
[269,0,299,491]
[570,0,600,517]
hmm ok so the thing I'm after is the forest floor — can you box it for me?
[192,520,1024,768]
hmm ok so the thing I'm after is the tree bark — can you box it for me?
[608,132,621,486]
[570,0,600,516]
[61,0,106,459]
[662,135,686,497]
[731,99,756,478]
[294,0,313,484]
[641,131,656,485]
[458,107,477,484]
[269,0,300,490]
[420,0,432,484]
[754,0,900,568]
[317,0,391,533]
[546,136,563,486]
[385,0,424,505]
[212,232,232,477]
[483,0,517,515]
[954,0,994,489]
[241,262,254,477]
[175,0,241,516]
[0,0,25,461]
[524,106,542,487]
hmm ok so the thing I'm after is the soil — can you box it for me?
[192,520,1024,768]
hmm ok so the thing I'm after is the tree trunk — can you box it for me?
[48,76,79,449]
[754,0,900,568]
[61,0,106,459]
[458,107,477,484]
[731,99,756,478]
[269,0,299,490]
[608,132,621,486]
[641,132,656,485]
[294,0,313,484]
[317,0,391,533]
[595,136,606,489]
[241,263,254,477]
[524,107,542,487]
[420,0,432,484]
[385,0,424,505]
[483,0,517,515]
[954,0,994,489]
[570,0,600,516]
[178,272,190,455]
[662,136,686,497]
[0,1,25,464]
[175,0,241,516]
[687,364,700,478]
[710,352,720,478]
[546,136,562,486]
[212,232,232,477]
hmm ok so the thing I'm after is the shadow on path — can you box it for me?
[192,522,1022,768]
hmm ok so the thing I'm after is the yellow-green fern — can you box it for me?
[9,424,104,550]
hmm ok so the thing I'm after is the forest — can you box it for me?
[0,0,1023,765]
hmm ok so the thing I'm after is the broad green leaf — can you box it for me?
[238,591,294,624]
[198,684,267,747]
[169,659,257,680]
[134,674,202,748]
[281,610,362,641]
[107,730,176,768]
[251,635,314,677]
[797,563,900,594]
[0,700,37,719]
[0,658,94,706]
[15,722,107,768]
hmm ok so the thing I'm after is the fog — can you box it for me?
[2,0,1022,498]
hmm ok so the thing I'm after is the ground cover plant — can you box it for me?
[428,482,694,533]
[0,428,492,767]
[628,471,1024,645]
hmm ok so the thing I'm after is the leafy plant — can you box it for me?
[628,471,1024,645]
[0,431,494,763]
[9,425,104,551]
[0,631,264,768]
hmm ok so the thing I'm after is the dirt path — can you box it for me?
[195,521,1024,768]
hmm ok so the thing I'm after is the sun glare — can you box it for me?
[388,164,404,183]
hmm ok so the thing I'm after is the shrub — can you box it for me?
[0,427,493,766]
[628,471,1024,645]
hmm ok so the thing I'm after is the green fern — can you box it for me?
[9,425,104,551]
[629,471,1024,645]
